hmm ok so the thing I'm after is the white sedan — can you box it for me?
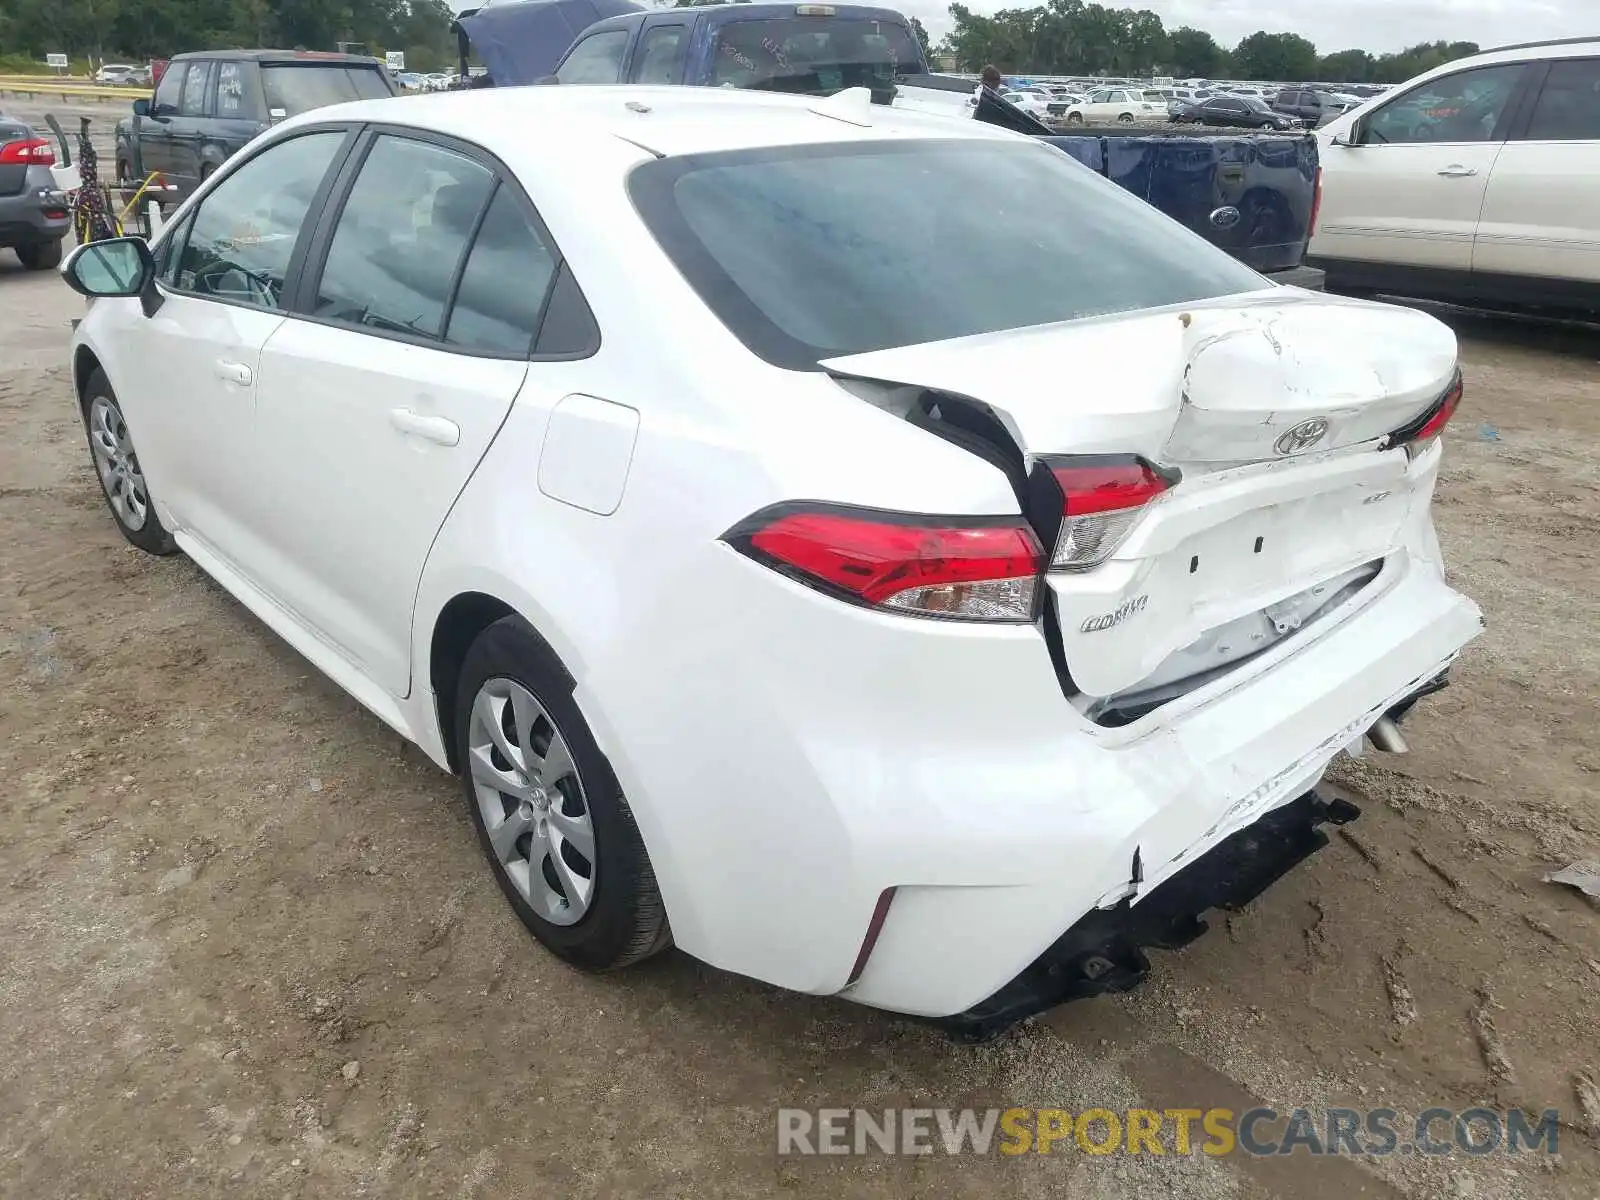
[61,85,1481,1033]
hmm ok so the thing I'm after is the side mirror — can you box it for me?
[1333,119,1364,147]
[535,74,560,85]
[132,97,150,117]
[61,237,164,317]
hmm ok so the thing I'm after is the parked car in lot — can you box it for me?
[114,49,396,202]
[1271,88,1353,127]
[540,2,923,94]
[1175,93,1298,130]
[1064,86,1164,124]
[94,63,148,86]
[1310,36,1600,315]
[999,88,1053,119]
[0,117,70,268]
[62,85,1479,1034]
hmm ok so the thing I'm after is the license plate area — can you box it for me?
[1050,476,1408,699]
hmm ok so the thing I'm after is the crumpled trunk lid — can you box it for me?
[821,290,1458,701]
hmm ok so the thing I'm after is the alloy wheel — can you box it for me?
[467,677,596,925]
[87,395,149,532]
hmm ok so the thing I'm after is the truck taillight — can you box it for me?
[725,504,1043,623]
[0,138,55,165]
[1043,456,1178,571]
[1308,166,1323,237]
[1387,370,1463,459]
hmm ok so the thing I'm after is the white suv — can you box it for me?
[1310,37,1600,315]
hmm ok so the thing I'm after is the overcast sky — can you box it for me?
[903,0,1585,54]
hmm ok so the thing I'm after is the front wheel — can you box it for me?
[1065,112,1084,125]
[81,369,179,555]
[15,239,61,270]
[455,615,670,971]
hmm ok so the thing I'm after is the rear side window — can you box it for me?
[445,187,558,355]
[631,25,687,85]
[630,139,1264,369]
[172,131,345,309]
[261,65,391,117]
[705,17,920,95]
[311,136,494,339]
[1523,58,1600,140]
[180,62,210,116]
[556,31,630,85]
[216,62,247,117]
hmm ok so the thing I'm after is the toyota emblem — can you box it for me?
[1274,417,1330,455]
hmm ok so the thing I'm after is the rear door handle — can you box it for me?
[214,359,253,386]
[389,408,460,447]
[1436,165,1478,177]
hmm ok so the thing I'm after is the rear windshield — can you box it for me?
[705,17,921,95]
[261,64,392,115]
[630,139,1264,369]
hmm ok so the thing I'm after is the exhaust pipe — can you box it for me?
[1367,715,1409,754]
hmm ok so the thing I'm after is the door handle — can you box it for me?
[389,408,460,447]
[214,359,253,385]
[1436,165,1478,177]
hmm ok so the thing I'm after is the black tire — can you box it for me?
[455,615,670,971]
[16,239,62,270]
[80,368,179,555]
[1065,111,1084,125]
[1117,111,1135,124]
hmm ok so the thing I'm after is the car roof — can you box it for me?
[288,84,1027,159]
[169,49,382,64]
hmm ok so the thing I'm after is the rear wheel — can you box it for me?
[1117,111,1135,124]
[16,239,61,270]
[455,615,669,971]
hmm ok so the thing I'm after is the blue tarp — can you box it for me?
[456,0,643,84]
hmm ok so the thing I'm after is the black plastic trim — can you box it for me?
[938,789,1359,1041]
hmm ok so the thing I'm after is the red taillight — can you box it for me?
[1046,456,1176,570]
[727,504,1043,623]
[0,138,55,165]
[1388,371,1463,457]
[1308,166,1323,238]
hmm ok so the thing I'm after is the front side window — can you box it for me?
[172,131,345,308]
[153,63,185,114]
[705,17,919,95]
[215,62,247,117]
[1522,58,1600,140]
[556,31,630,85]
[632,25,687,85]
[181,61,210,116]
[631,139,1265,369]
[1364,63,1525,145]
[311,136,495,339]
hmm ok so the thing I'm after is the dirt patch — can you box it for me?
[1,261,1596,1198]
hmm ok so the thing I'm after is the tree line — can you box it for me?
[0,0,461,72]
[940,0,1480,83]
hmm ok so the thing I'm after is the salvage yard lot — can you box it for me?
[2,257,1597,1198]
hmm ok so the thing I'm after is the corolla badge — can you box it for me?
[1209,205,1242,230]
[1274,417,1331,455]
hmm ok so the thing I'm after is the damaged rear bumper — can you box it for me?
[940,788,1360,1041]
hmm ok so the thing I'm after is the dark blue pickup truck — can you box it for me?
[454,0,1321,283]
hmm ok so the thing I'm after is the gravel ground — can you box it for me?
[1,195,1597,1195]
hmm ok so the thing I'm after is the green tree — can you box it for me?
[1167,26,1228,78]
[1231,30,1317,81]
[908,15,932,63]
[1317,48,1375,82]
